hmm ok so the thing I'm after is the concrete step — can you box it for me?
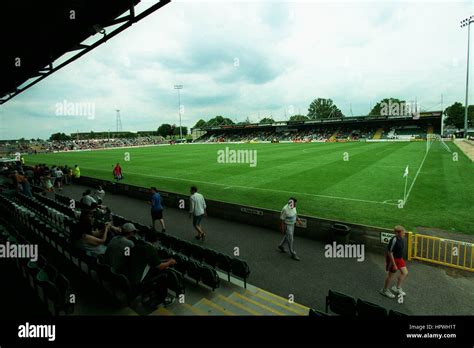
[168,302,206,315]
[212,294,261,315]
[193,298,235,316]
[227,292,285,315]
[250,288,309,315]
[150,307,174,316]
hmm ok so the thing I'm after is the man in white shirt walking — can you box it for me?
[278,197,303,261]
[189,186,207,240]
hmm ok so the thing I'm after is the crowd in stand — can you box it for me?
[197,127,378,143]
[0,136,165,156]
[70,185,177,305]
[0,160,83,198]
[0,163,177,306]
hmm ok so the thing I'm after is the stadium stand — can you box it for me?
[0,164,261,315]
[193,114,441,143]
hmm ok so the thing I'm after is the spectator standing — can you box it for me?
[380,225,408,299]
[189,186,207,240]
[113,163,123,182]
[62,165,70,185]
[149,187,165,232]
[73,164,81,182]
[55,166,64,191]
[277,198,303,261]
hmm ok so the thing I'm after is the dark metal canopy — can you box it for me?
[0,0,170,104]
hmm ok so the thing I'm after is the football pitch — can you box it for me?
[27,141,474,235]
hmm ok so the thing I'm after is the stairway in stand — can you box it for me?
[151,277,309,316]
[372,128,384,139]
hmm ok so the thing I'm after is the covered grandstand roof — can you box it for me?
[0,0,170,105]
[198,112,443,131]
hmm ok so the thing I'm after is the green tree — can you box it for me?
[157,124,173,137]
[193,119,207,129]
[172,126,188,136]
[259,117,274,124]
[206,116,234,127]
[49,133,71,141]
[307,98,343,119]
[368,98,404,116]
[289,114,309,121]
[444,102,474,129]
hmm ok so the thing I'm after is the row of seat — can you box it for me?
[112,214,251,288]
[55,194,250,290]
[3,193,185,308]
[54,193,220,293]
[55,192,249,292]
[0,220,74,316]
[16,192,75,235]
[35,192,77,219]
[314,289,408,317]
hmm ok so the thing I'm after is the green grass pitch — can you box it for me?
[26,141,474,235]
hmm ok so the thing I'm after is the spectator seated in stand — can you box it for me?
[103,223,138,273]
[121,229,176,304]
[94,185,105,202]
[80,189,97,208]
[71,208,111,256]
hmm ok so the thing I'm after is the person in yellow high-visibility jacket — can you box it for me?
[73,165,81,182]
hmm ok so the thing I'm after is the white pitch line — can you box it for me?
[404,146,431,205]
[86,167,397,206]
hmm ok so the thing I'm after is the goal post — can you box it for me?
[426,133,452,153]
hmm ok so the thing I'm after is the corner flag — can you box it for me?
[403,165,409,178]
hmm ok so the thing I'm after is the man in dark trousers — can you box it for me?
[149,187,166,232]
[380,225,408,299]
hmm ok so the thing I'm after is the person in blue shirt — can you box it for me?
[149,187,166,232]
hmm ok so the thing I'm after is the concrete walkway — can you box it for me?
[57,184,474,315]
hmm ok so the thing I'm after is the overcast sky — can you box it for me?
[1,0,473,139]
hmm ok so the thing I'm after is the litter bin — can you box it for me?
[331,223,351,244]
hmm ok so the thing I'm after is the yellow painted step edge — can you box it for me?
[197,298,236,316]
[151,307,174,316]
[243,290,305,315]
[231,292,284,316]
[256,288,310,312]
[179,302,207,315]
[216,294,261,316]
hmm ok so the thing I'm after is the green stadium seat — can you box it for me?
[199,264,220,291]
[309,308,330,317]
[202,248,218,267]
[186,259,201,284]
[389,309,409,317]
[163,268,185,296]
[325,290,357,317]
[109,268,133,305]
[189,244,205,262]
[231,258,250,288]
[216,253,232,281]
[36,269,74,316]
[356,298,387,317]
[170,253,188,275]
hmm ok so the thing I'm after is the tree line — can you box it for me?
[47,96,473,141]
[192,97,474,130]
